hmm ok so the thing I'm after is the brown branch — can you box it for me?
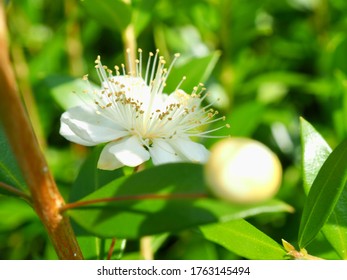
[0,181,32,203]
[0,2,83,259]
[107,238,116,260]
[60,193,208,213]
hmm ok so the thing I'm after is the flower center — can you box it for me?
[81,49,229,145]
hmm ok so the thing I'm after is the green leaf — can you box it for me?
[81,0,132,32]
[165,51,221,93]
[298,137,347,249]
[74,236,99,260]
[68,163,293,239]
[300,117,347,259]
[0,125,27,196]
[324,196,347,259]
[200,219,286,260]
[300,117,332,194]
[69,146,123,202]
[46,75,97,110]
[0,197,37,231]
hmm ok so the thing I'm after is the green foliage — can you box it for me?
[81,0,132,33]
[300,118,332,194]
[69,163,292,238]
[0,125,27,195]
[47,76,97,110]
[299,120,347,248]
[298,137,347,248]
[201,219,286,260]
[225,102,265,137]
[165,51,221,93]
[69,146,124,202]
[0,197,51,259]
[300,118,347,259]
[76,235,126,260]
[2,0,347,260]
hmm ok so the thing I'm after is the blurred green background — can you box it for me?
[1,0,347,259]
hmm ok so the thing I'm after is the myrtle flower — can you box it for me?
[60,49,227,170]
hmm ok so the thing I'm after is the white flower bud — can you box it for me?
[205,138,282,204]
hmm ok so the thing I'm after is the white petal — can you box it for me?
[60,106,129,145]
[60,121,96,146]
[149,139,183,165]
[108,136,150,167]
[97,142,125,170]
[170,138,210,163]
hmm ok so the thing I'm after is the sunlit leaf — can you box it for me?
[68,163,293,239]
[201,219,286,260]
[323,200,347,259]
[298,137,347,249]
[300,117,332,194]
[300,118,347,259]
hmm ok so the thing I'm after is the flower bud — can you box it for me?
[205,138,282,204]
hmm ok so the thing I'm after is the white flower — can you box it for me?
[60,49,227,170]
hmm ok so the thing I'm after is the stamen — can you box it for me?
[145,52,154,84]
[135,59,140,77]
[175,76,186,92]
[114,65,120,76]
[84,52,226,146]
[138,48,143,78]
[164,53,180,82]
[150,49,160,84]
[121,64,126,76]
